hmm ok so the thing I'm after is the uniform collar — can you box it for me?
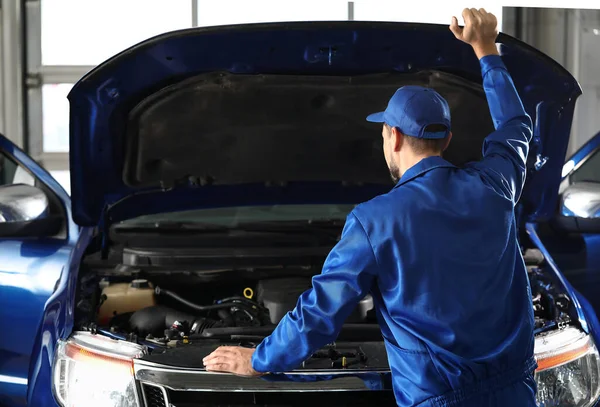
[393,155,456,189]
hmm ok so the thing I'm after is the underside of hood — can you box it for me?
[126,71,492,188]
[68,22,581,226]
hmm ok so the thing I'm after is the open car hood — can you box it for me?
[68,22,581,227]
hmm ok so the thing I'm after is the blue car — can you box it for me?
[1,22,600,407]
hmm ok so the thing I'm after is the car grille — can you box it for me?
[142,389,395,406]
[142,384,167,407]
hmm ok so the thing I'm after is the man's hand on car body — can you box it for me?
[450,8,499,60]
[203,346,262,377]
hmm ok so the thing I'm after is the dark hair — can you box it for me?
[400,124,449,155]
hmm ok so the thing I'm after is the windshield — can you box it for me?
[117,204,356,228]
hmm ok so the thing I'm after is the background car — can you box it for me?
[1,22,600,407]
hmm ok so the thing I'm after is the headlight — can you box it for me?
[535,327,600,407]
[52,332,146,407]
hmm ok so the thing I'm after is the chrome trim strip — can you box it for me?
[0,374,27,386]
[134,359,391,393]
[140,382,148,407]
[134,358,390,375]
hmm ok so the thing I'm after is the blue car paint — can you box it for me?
[0,134,79,407]
[0,22,595,406]
[27,228,94,407]
[66,23,580,227]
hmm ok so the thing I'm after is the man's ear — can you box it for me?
[390,127,404,152]
[442,132,453,151]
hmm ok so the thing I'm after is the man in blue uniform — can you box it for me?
[204,8,536,406]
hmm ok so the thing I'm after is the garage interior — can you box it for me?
[1,2,600,407]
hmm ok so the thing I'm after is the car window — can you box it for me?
[571,149,600,184]
[0,152,35,186]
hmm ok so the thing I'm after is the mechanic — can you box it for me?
[204,8,536,407]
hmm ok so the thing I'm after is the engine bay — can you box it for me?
[74,241,579,373]
[95,276,378,349]
[524,248,574,334]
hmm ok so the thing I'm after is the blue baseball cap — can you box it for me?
[366,86,451,139]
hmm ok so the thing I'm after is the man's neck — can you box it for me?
[399,153,441,177]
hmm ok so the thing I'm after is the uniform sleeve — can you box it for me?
[251,212,379,373]
[468,54,533,204]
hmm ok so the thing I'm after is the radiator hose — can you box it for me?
[155,286,259,313]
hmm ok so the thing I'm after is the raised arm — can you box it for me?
[203,212,379,375]
[451,8,533,204]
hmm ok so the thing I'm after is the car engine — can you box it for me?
[75,246,575,352]
[87,276,376,348]
[523,248,573,335]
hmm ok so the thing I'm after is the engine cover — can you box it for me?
[257,278,311,324]
[257,278,374,324]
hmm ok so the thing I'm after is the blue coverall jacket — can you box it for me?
[252,55,537,406]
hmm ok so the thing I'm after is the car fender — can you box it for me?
[27,227,95,407]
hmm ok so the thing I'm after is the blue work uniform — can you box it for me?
[252,55,536,406]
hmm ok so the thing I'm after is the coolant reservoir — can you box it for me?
[98,279,156,325]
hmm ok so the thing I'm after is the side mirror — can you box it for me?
[555,182,600,233]
[0,184,62,237]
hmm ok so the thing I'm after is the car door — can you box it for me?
[542,131,600,314]
[0,134,78,407]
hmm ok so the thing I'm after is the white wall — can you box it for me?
[577,11,600,147]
